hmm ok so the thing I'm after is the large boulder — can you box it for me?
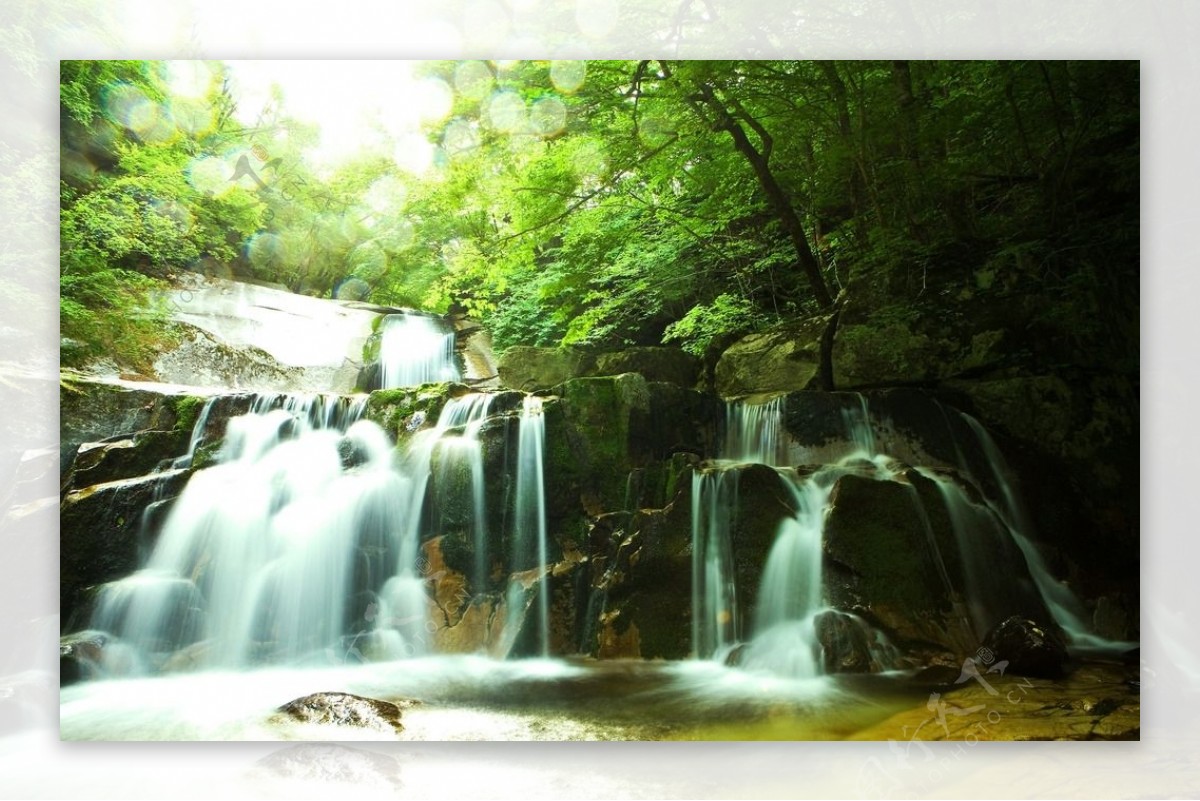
[60,379,181,476]
[152,324,306,392]
[497,346,596,392]
[593,347,700,388]
[822,470,975,660]
[450,313,500,387]
[714,313,832,397]
[981,615,1069,679]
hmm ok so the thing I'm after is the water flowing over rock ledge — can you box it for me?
[60,372,1136,680]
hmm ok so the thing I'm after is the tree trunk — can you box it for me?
[696,84,834,309]
[818,61,868,241]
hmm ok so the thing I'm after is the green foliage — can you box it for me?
[59,59,1137,379]
[171,395,206,432]
[662,293,770,356]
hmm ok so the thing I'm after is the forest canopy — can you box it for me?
[60,59,1138,369]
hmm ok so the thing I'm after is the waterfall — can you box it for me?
[841,393,876,458]
[691,469,740,659]
[956,414,1129,653]
[739,475,832,677]
[171,396,217,470]
[723,396,785,466]
[693,395,832,676]
[512,395,550,656]
[376,393,494,658]
[378,313,459,389]
[691,395,785,660]
[91,397,407,669]
[431,395,495,593]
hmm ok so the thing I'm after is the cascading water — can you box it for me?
[693,395,833,677]
[723,396,786,466]
[956,413,1130,653]
[432,405,494,594]
[691,470,741,660]
[378,313,460,389]
[91,396,405,670]
[511,395,550,656]
[375,393,495,658]
[171,396,217,470]
[738,476,832,677]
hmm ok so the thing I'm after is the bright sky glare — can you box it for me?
[209,61,452,175]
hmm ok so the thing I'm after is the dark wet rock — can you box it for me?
[982,615,1069,679]
[67,429,190,489]
[815,610,877,674]
[60,630,109,685]
[822,471,976,658]
[60,379,177,477]
[586,490,695,659]
[1093,593,1138,642]
[60,469,192,630]
[273,692,411,734]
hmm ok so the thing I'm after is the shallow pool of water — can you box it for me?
[60,656,924,741]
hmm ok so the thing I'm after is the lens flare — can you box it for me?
[165,60,216,99]
[151,199,194,232]
[169,98,214,135]
[246,232,283,269]
[415,77,454,123]
[364,176,407,214]
[442,118,480,155]
[102,82,150,127]
[530,96,567,137]
[186,156,229,196]
[348,240,388,281]
[394,133,436,175]
[487,90,526,133]
[381,219,416,251]
[571,138,608,178]
[103,82,176,141]
[454,61,494,102]
[638,114,676,148]
[550,61,586,94]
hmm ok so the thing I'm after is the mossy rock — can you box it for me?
[363,382,460,443]
[822,471,979,656]
[592,347,700,388]
[497,346,597,392]
[556,374,650,512]
[59,379,177,476]
[714,314,831,397]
